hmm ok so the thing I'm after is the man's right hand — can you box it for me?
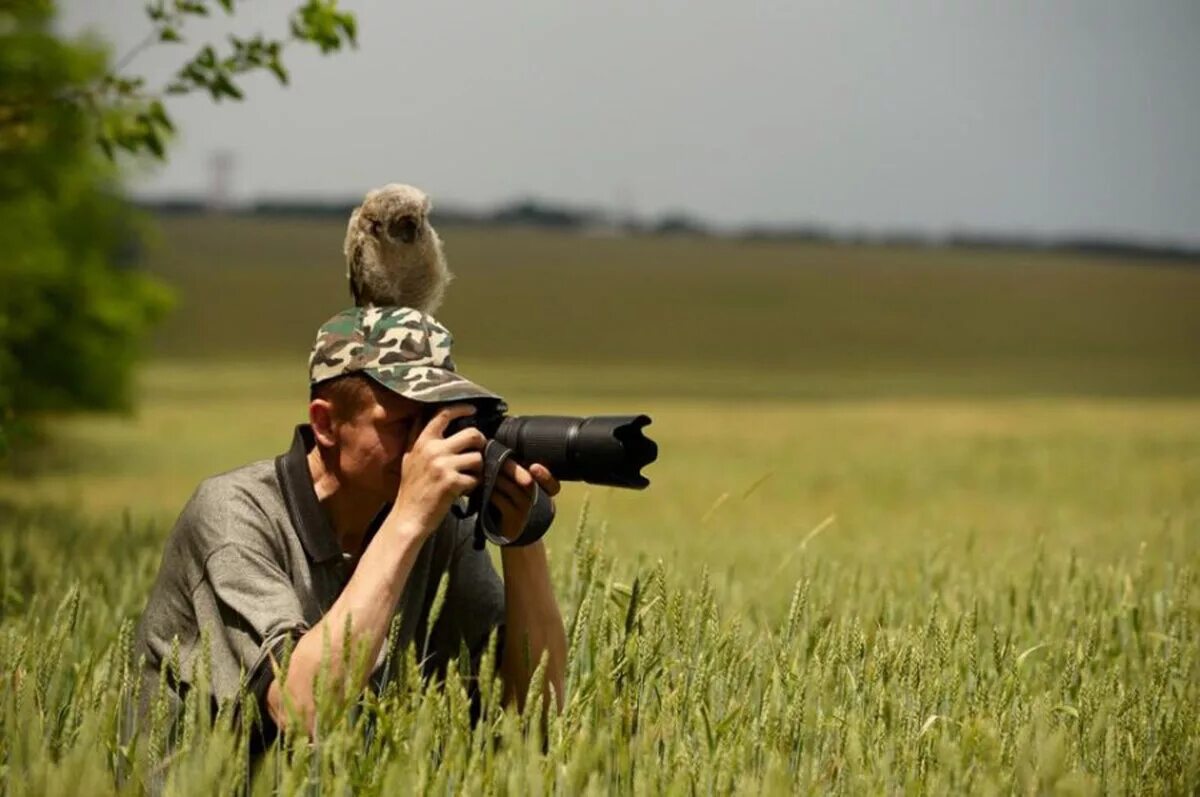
[388,404,485,538]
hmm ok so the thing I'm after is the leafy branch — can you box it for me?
[89,0,357,159]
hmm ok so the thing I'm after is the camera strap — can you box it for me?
[468,439,556,550]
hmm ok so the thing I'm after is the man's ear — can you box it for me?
[309,399,338,448]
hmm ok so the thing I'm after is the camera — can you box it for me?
[443,398,658,488]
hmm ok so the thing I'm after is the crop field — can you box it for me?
[1,216,1198,793]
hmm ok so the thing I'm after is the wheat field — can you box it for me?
[1,218,1197,793]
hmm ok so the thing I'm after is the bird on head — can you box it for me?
[344,183,452,313]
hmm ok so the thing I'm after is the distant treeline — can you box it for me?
[137,196,1200,265]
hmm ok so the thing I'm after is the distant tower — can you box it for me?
[613,184,637,233]
[208,149,235,212]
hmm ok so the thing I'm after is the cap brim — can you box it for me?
[364,366,500,404]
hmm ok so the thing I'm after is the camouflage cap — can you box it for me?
[308,306,501,403]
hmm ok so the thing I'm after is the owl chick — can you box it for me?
[344,183,452,312]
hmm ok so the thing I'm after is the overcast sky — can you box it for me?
[61,1,1200,243]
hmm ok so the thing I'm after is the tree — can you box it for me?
[0,0,356,453]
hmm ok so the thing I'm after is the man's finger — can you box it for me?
[419,404,475,444]
[501,458,534,490]
[529,463,561,497]
[448,451,484,474]
[492,473,532,506]
[454,473,481,496]
[443,426,487,454]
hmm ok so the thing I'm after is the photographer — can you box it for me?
[130,306,567,749]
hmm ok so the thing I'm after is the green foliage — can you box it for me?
[1,353,1196,790]
[102,0,358,159]
[0,0,357,453]
[0,500,1196,793]
[0,2,172,452]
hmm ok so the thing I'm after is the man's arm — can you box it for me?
[489,462,568,712]
[500,541,567,712]
[265,406,486,735]
[264,512,425,733]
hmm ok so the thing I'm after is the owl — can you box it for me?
[344,183,452,313]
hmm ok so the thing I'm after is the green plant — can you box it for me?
[1,499,1196,794]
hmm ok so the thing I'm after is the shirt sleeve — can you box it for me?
[205,543,309,669]
[176,475,312,687]
[203,541,309,746]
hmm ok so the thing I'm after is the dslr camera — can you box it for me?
[442,398,658,546]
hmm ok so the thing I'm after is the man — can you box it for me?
[131,305,567,749]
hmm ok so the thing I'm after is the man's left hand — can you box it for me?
[489,461,561,542]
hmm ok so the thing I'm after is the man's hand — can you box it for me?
[489,460,561,541]
[389,404,486,538]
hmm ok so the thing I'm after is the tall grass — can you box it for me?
[3,220,1197,792]
[2,500,1196,794]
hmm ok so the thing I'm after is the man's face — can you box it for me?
[330,386,425,500]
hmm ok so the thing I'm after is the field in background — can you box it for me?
[1,216,1197,791]
[147,216,1200,397]
[6,215,1199,597]
[4,360,1198,617]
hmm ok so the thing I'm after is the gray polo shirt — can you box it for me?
[132,425,507,745]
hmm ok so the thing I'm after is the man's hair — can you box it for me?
[310,374,378,421]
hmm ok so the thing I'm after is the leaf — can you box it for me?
[148,100,174,132]
[715,704,744,739]
[268,58,290,85]
[740,471,773,500]
[180,62,206,83]
[1015,643,1048,668]
[212,73,244,101]
[142,128,165,159]
[176,0,209,15]
[116,134,142,155]
[623,577,641,637]
[1053,704,1080,720]
[700,492,729,524]
[159,26,181,43]
[337,12,357,46]
[919,714,948,738]
[635,595,662,624]
[698,702,716,754]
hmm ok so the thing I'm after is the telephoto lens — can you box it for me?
[494,415,656,487]
[444,400,658,488]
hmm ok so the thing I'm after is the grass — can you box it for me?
[1,487,1196,793]
[5,361,1196,601]
[1,216,1198,792]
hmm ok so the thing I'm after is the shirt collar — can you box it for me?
[275,425,392,565]
[275,424,344,564]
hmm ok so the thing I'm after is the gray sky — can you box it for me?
[62,1,1200,244]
